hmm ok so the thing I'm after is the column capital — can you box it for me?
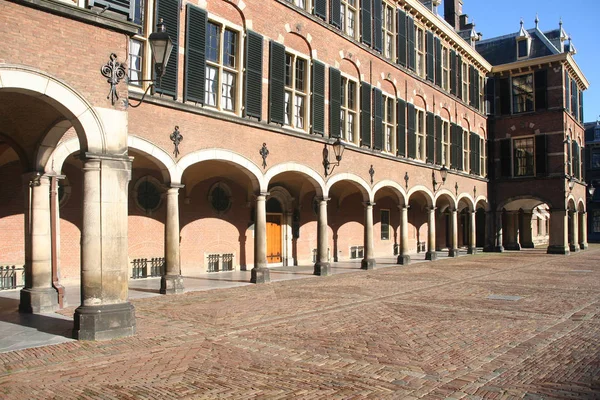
[398,204,410,210]
[317,196,331,203]
[426,206,437,212]
[81,152,132,163]
[256,191,270,199]
[363,201,376,208]
[169,183,185,190]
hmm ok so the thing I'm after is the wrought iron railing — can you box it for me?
[207,253,234,272]
[131,257,165,279]
[0,265,25,290]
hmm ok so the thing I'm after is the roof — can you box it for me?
[475,27,561,65]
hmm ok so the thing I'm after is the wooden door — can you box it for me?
[266,214,282,263]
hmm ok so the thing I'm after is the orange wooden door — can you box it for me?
[266,214,282,263]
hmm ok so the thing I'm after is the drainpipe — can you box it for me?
[50,174,65,308]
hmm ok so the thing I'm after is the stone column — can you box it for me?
[19,174,59,314]
[425,207,437,261]
[504,211,521,250]
[547,208,570,255]
[361,202,376,270]
[251,192,270,283]
[448,208,459,257]
[468,210,477,254]
[483,211,494,252]
[284,211,294,267]
[579,211,588,250]
[314,197,331,276]
[519,211,535,248]
[397,205,410,265]
[161,185,184,294]
[569,211,580,252]
[494,211,504,252]
[73,154,135,340]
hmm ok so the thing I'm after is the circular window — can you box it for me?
[208,182,232,214]
[134,176,163,214]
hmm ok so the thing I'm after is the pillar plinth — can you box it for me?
[19,174,59,314]
[397,205,410,265]
[467,210,477,254]
[314,197,331,276]
[161,185,185,294]
[251,193,270,283]
[361,202,376,270]
[448,209,459,257]
[425,207,437,261]
[73,154,135,340]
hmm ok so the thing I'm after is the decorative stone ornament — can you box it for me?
[170,126,183,158]
[101,53,126,106]
[369,165,375,184]
[260,143,269,169]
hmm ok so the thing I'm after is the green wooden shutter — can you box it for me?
[426,111,434,163]
[435,115,442,164]
[500,139,511,177]
[498,78,510,115]
[579,91,584,123]
[360,82,372,147]
[397,98,406,157]
[469,65,475,107]
[407,15,415,72]
[314,0,326,20]
[470,132,477,174]
[90,0,134,20]
[534,69,547,111]
[485,77,495,115]
[244,30,263,119]
[426,31,434,82]
[361,0,372,46]
[457,128,464,171]
[457,55,463,100]
[407,103,416,159]
[397,9,407,67]
[184,5,206,104]
[571,80,577,117]
[373,0,382,52]
[329,67,341,138]
[450,123,458,169]
[312,61,325,135]
[450,50,457,96]
[155,0,180,98]
[535,134,547,176]
[268,41,286,125]
[373,88,383,150]
[434,37,442,87]
[330,0,341,28]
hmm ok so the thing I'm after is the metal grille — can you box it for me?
[131,258,165,279]
[207,253,234,272]
[207,254,220,272]
[0,265,25,290]
[350,246,364,259]
[221,253,234,271]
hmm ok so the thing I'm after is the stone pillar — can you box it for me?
[467,210,477,254]
[547,208,570,255]
[483,211,494,252]
[569,211,580,252]
[425,207,437,261]
[361,202,376,270]
[19,174,59,314]
[579,211,588,250]
[519,211,535,248]
[251,192,270,283]
[161,185,184,294]
[494,211,504,252]
[397,205,410,265]
[73,154,135,340]
[448,208,459,257]
[504,211,521,250]
[314,197,331,276]
[284,211,294,266]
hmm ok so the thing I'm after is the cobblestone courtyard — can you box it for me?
[1,247,599,399]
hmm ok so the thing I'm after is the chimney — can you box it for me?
[444,0,463,30]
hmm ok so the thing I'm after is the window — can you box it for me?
[513,137,535,177]
[341,0,358,39]
[479,75,485,113]
[592,149,600,169]
[512,74,534,114]
[128,1,152,87]
[383,95,395,153]
[462,130,469,172]
[129,39,144,86]
[208,182,232,213]
[517,39,529,58]
[341,76,358,144]
[380,210,390,240]
[285,0,310,11]
[205,22,239,112]
[415,26,425,78]
[442,47,449,91]
[416,108,425,161]
[382,2,395,61]
[441,120,450,167]
[480,137,486,177]
[134,176,163,214]
[461,62,469,103]
[595,126,600,142]
[594,210,600,233]
[284,52,309,130]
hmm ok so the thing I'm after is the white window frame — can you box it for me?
[341,0,359,40]
[380,209,390,240]
[383,93,396,154]
[480,136,486,177]
[511,72,534,114]
[461,62,469,103]
[128,0,154,91]
[513,136,535,177]
[442,46,450,91]
[286,0,312,12]
[284,49,310,131]
[516,37,531,60]
[441,119,450,167]
[382,1,396,61]
[416,107,426,161]
[415,25,425,78]
[341,74,359,145]
[462,129,469,172]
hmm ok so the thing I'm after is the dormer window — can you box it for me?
[516,19,531,59]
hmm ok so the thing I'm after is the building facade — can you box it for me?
[0,0,589,340]
[585,120,600,242]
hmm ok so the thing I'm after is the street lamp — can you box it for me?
[432,165,448,192]
[323,137,345,176]
[148,19,174,80]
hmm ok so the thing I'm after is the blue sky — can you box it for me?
[440,0,599,123]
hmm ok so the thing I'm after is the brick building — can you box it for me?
[585,120,600,242]
[0,0,589,340]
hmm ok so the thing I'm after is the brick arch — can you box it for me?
[456,192,475,212]
[407,185,434,208]
[325,173,371,202]
[372,180,407,206]
[263,162,325,197]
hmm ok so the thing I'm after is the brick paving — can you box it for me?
[1,247,599,399]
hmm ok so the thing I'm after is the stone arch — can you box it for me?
[497,195,553,211]
[577,198,586,213]
[339,57,361,81]
[434,189,458,210]
[0,131,29,171]
[407,186,434,208]
[440,107,451,122]
[475,196,490,211]
[175,148,263,191]
[412,94,427,111]
[0,65,108,164]
[268,186,295,211]
[456,192,475,212]
[372,180,407,206]
[264,162,325,196]
[325,173,371,202]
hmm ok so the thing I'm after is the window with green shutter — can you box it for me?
[361,0,372,46]
[268,41,286,125]
[397,99,406,157]
[312,61,325,135]
[329,68,342,138]
[397,9,406,67]
[360,82,372,147]
[184,5,206,104]
[373,88,383,150]
[244,31,263,120]
[155,0,180,98]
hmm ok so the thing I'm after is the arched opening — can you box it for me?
[407,190,434,258]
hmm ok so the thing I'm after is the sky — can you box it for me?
[439,0,600,123]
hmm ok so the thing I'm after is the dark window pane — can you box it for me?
[223,29,237,68]
[211,186,231,212]
[348,81,356,109]
[512,74,533,113]
[295,58,306,92]
[285,53,293,87]
[206,22,220,62]
[518,40,528,57]
[138,181,161,212]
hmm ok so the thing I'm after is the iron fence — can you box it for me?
[207,253,234,272]
[131,257,165,279]
[0,265,25,290]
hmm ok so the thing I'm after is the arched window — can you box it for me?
[208,182,232,214]
[134,176,164,214]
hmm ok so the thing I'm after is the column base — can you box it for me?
[569,244,581,253]
[547,245,570,255]
[504,243,521,251]
[397,254,410,265]
[361,258,376,270]
[425,251,437,261]
[19,287,59,314]
[251,267,270,284]
[73,302,136,341]
[580,242,588,250]
[448,249,459,257]
[521,242,535,249]
[313,262,331,276]
[483,245,495,253]
[467,246,477,254]
[494,245,505,253]
[160,275,184,294]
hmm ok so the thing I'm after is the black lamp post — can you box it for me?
[323,137,345,176]
[148,19,174,81]
[432,165,448,192]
